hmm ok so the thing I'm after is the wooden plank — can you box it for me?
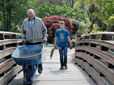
[0,31,21,36]
[76,58,109,85]
[0,47,16,59]
[91,32,114,35]
[82,60,108,85]
[0,65,22,85]
[76,46,114,65]
[76,52,114,84]
[0,58,16,74]
[0,39,22,46]
[75,58,83,68]
[9,63,96,85]
[76,40,114,49]
[80,32,114,40]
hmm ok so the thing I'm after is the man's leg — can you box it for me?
[59,47,64,70]
[64,46,68,69]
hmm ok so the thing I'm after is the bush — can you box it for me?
[42,15,74,37]
[70,19,79,35]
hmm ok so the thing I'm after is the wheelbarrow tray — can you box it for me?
[12,44,44,65]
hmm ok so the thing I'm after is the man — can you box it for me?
[22,9,47,73]
[54,21,72,70]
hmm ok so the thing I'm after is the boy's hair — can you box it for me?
[59,21,65,25]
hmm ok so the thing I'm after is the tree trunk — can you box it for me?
[50,0,52,4]
[88,18,97,33]
[71,0,74,8]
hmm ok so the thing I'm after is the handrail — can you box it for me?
[75,32,114,85]
[0,31,22,85]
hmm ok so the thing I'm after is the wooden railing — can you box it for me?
[75,32,114,85]
[0,31,22,85]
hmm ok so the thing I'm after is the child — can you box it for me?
[54,21,72,70]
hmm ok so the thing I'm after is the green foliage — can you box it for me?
[78,22,87,35]
[0,0,28,31]
[107,16,114,31]
[109,16,114,23]
[35,3,86,21]
[74,0,114,32]
[0,0,113,33]
[70,19,79,34]
[87,0,114,32]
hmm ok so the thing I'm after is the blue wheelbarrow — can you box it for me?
[12,44,44,85]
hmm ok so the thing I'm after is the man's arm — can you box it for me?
[21,22,26,44]
[21,22,26,39]
[42,20,47,42]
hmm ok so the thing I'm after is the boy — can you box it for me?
[54,21,72,70]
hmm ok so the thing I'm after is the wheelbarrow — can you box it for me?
[12,44,44,85]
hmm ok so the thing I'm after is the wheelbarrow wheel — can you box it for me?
[26,65,32,81]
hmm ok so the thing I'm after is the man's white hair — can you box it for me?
[27,9,35,15]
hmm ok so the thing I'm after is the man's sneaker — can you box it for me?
[65,66,68,69]
[60,67,64,70]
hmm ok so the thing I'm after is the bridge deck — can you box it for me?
[8,46,96,85]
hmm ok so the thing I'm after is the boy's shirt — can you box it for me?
[55,29,70,47]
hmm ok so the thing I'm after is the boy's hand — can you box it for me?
[70,43,72,49]
[54,44,57,49]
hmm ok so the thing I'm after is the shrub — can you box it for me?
[42,15,74,37]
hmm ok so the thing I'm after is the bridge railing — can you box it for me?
[0,31,22,85]
[75,32,114,85]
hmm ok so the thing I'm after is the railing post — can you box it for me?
[101,34,109,51]
[0,34,4,40]
[0,33,5,50]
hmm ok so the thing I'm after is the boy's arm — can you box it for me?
[55,36,57,44]
[67,36,71,43]
[67,36,72,49]
[54,36,58,48]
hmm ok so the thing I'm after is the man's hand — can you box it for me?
[43,40,47,43]
[42,39,47,44]
[70,43,72,49]
[54,44,57,49]
[22,38,26,45]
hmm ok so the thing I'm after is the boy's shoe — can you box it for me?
[60,67,64,70]
[65,66,68,69]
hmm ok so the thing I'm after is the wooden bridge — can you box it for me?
[0,31,114,85]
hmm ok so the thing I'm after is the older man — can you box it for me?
[22,9,47,44]
[21,9,47,74]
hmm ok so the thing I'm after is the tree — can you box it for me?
[0,0,28,31]
[0,0,39,31]
[75,0,114,32]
